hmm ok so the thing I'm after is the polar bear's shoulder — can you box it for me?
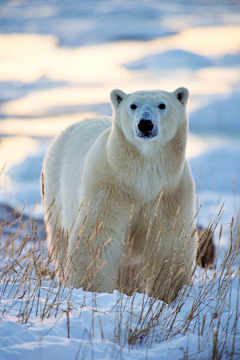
[44,116,112,171]
[62,116,112,139]
[50,116,112,153]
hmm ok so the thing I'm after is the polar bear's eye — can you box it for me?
[158,103,166,110]
[130,104,137,110]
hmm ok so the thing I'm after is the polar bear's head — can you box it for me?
[110,88,189,151]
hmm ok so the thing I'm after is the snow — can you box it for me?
[124,49,214,71]
[189,92,240,136]
[1,260,240,359]
[0,0,240,359]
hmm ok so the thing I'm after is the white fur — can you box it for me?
[42,88,197,302]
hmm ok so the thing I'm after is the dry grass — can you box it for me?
[0,203,239,359]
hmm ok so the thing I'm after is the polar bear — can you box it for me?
[42,87,197,303]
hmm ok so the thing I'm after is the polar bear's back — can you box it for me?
[43,116,112,228]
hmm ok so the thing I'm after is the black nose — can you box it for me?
[138,119,154,133]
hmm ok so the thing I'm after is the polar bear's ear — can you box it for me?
[110,89,127,108]
[172,87,189,106]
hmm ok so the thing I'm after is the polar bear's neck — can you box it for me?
[107,124,187,202]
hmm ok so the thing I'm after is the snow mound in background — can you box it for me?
[1,0,238,47]
[124,49,214,71]
[189,92,240,135]
[0,0,175,46]
[7,155,44,183]
[0,77,69,106]
[0,145,49,216]
[215,51,240,68]
[190,144,240,193]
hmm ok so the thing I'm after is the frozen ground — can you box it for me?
[0,0,240,359]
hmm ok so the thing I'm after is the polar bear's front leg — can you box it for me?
[65,197,131,293]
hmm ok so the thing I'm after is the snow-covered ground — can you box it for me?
[0,0,240,359]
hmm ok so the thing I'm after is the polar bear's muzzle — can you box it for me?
[138,119,153,133]
[136,118,158,139]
